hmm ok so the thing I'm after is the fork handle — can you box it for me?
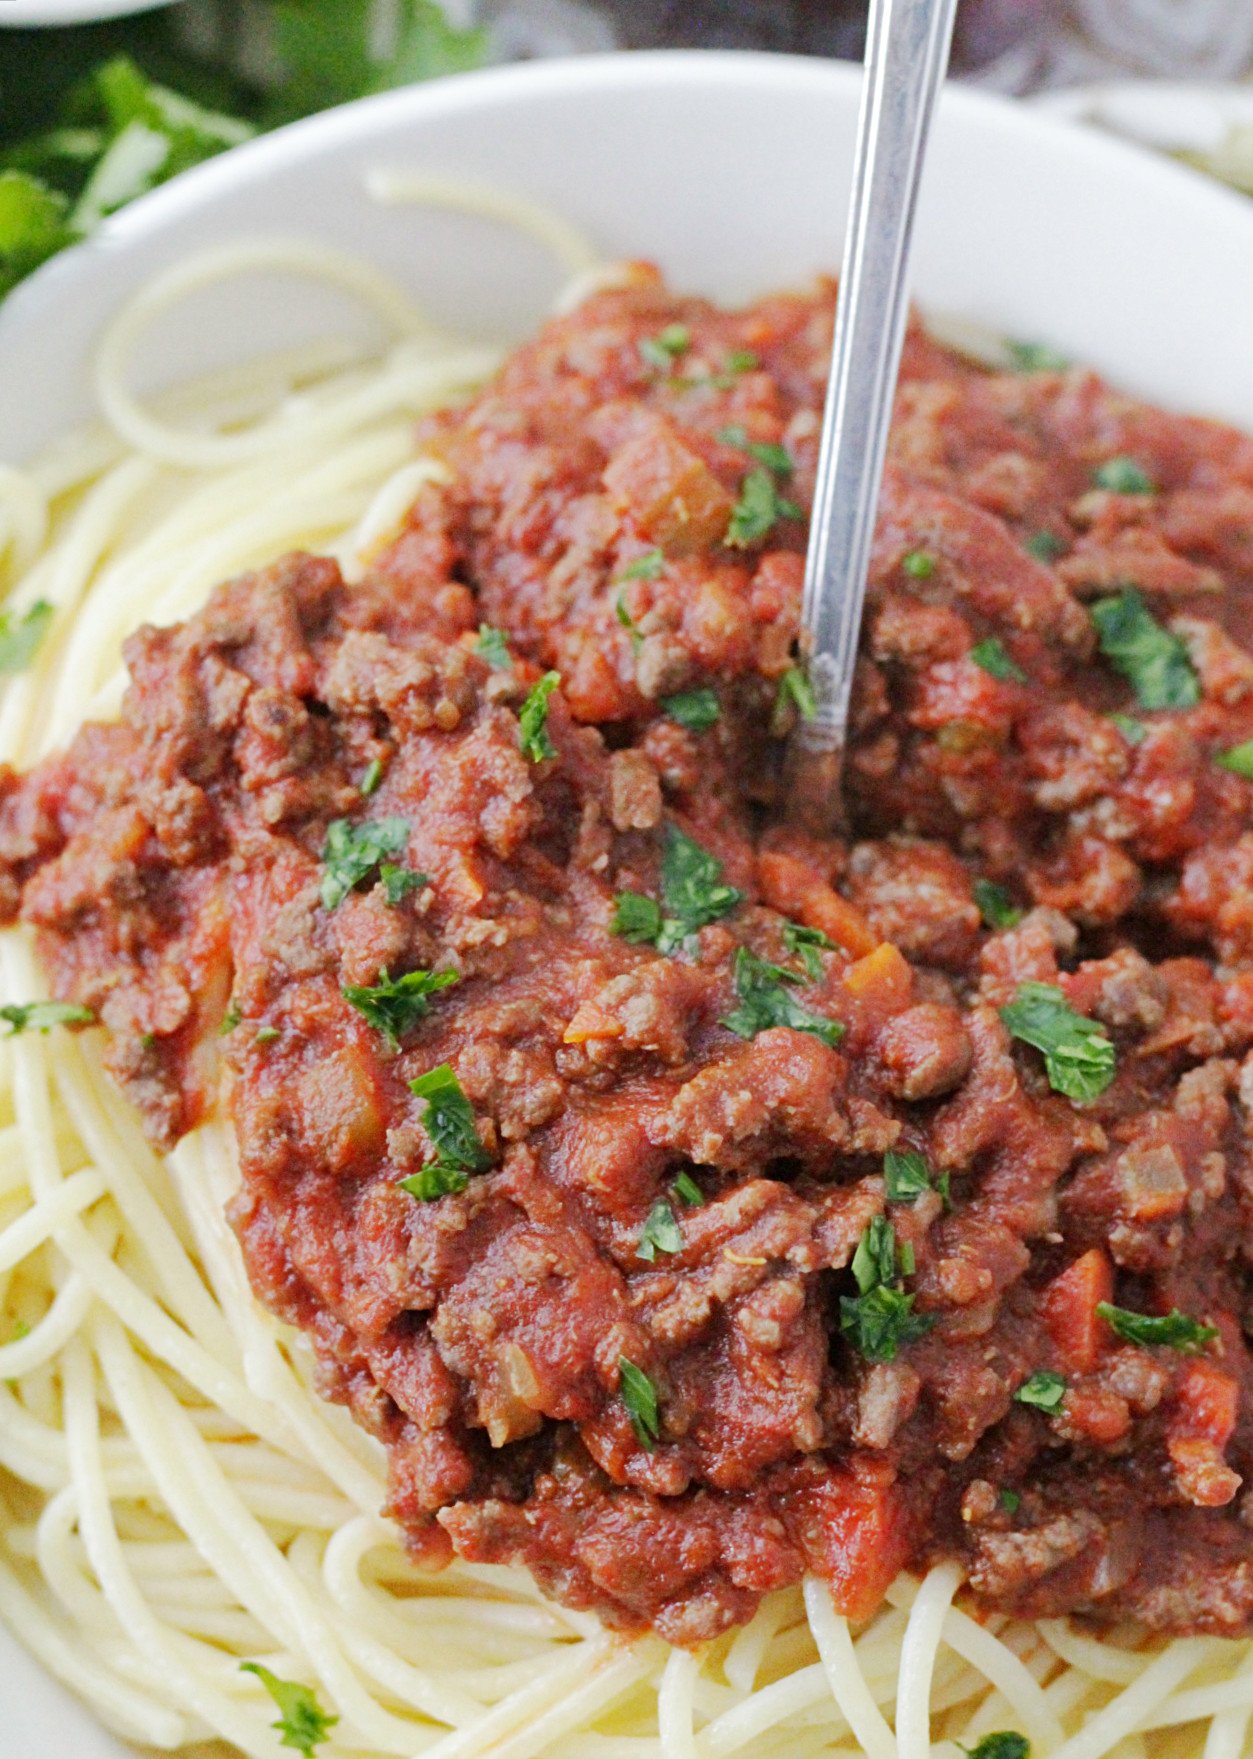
[791,0,960,827]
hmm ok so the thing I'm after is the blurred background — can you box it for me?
[3,0,1253,302]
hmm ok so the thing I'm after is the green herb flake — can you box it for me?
[1096,1303,1218,1353]
[321,816,410,911]
[518,671,561,763]
[1216,738,1253,780]
[342,967,458,1051]
[774,664,817,724]
[618,1355,662,1449]
[724,349,759,375]
[839,1284,934,1364]
[610,891,665,944]
[1007,339,1070,373]
[782,921,835,981]
[475,625,512,669]
[1091,588,1199,710]
[959,1733,1031,1759]
[408,1062,489,1176]
[1014,1370,1067,1412]
[360,758,383,797]
[1110,712,1148,746]
[883,1148,933,1203]
[379,864,429,907]
[638,323,691,372]
[658,825,743,948]
[616,549,664,583]
[637,1197,683,1263]
[726,467,801,549]
[970,637,1027,684]
[1025,531,1066,563]
[662,687,721,731]
[1093,455,1156,495]
[673,1170,705,1208]
[254,1026,281,1044]
[0,601,54,673]
[851,1215,899,1294]
[239,1662,337,1757]
[1000,981,1116,1103]
[722,946,844,1047]
[399,1161,469,1202]
[0,1000,93,1035]
[998,1488,1021,1515]
[902,549,936,579]
[715,424,794,478]
[219,1002,242,1036]
[973,878,1022,932]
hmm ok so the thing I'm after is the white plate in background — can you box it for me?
[0,0,174,24]
[4,45,1253,1758]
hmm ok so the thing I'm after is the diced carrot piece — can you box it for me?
[843,942,913,1008]
[562,1003,625,1045]
[1040,1249,1114,1375]
[757,851,878,957]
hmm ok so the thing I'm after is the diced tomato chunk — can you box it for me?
[1174,1359,1239,1448]
[843,942,914,1008]
[1041,1249,1114,1375]
[790,1456,912,1622]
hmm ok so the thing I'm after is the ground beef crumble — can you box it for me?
[7,270,1253,1644]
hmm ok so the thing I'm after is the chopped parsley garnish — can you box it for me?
[970,637,1027,684]
[518,671,561,763]
[782,921,835,981]
[0,1000,93,1035]
[998,1488,1022,1515]
[724,348,759,375]
[610,891,664,943]
[240,1663,337,1758]
[662,687,720,731]
[726,468,801,548]
[1093,455,1156,495]
[774,664,817,723]
[902,549,935,579]
[715,424,793,478]
[379,864,428,907]
[359,758,383,796]
[219,1001,241,1035]
[840,1216,932,1364]
[400,1160,470,1201]
[1000,981,1116,1103]
[637,1198,683,1262]
[475,624,512,669]
[1025,530,1065,563]
[616,549,664,583]
[618,1356,661,1449]
[1216,738,1253,780]
[883,1148,933,1203]
[1091,588,1199,710]
[615,592,644,652]
[611,824,743,956]
[1110,712,1148,745]
[973,878,1022,931]
[1007,339,1069,373]
[1096,1303,1218,1353]
[1014,1371,1067,1412]
[673,1170,705,1208]
[254,1026,281,1044]
[721,946,844,1046]
[638,323,690,372]
[406,1063,489,1186]
[321,816,409,911]
[342,967,458,1051]
[959,1734,1030,1759]
[0,601,54,673]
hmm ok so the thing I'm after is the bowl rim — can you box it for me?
[7,46,1253,345]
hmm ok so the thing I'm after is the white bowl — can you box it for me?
[0,0,173,24]
[4,47,1253,1759]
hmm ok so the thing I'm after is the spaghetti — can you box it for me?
[1,213,1253,1759]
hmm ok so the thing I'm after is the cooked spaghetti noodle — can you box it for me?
[2,210,1253,1759]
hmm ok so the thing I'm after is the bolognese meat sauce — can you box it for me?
[5,270,1253,1643]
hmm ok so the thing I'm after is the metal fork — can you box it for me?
[787,0,961,833]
